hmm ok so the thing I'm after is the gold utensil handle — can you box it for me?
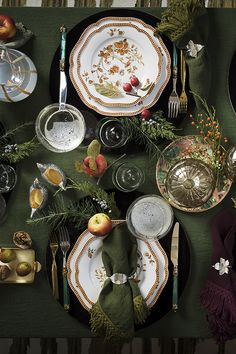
[180,50,186,87]
[51,260,59,300]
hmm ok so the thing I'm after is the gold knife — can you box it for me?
[171,222,179,312]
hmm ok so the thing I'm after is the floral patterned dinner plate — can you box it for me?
[156,135,232,212]
[69,17,170,116]
[67,220,169,311]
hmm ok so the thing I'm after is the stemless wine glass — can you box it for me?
[96,118,129,149]
[35,103,86,153]
[0,46,37,102]
[112,162,145,192]
[0,165,17,193]
[126,195,174,241]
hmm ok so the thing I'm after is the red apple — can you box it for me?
[0,15,17,40]
[130,76,140,87]
[141,108,151,120]
[123,82,132,93]
[88,213,112,236]
[83,154,107,177]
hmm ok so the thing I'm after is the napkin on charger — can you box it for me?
[200,208,236,342]
[90,223,149,342]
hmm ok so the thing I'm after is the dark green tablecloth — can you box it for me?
[0,7,236,338]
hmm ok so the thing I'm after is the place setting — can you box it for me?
[1,1,236,344]
[44,189,190,336]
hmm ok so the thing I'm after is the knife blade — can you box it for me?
[171,221,179,312]
[59,25,67,110]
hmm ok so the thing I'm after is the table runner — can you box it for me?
[0,7,235,338]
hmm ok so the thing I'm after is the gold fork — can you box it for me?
[179,50,188,114]
[50,232,59,300]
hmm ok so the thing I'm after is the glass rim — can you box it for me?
[112,162,145,192]
[96,117,129,148]
[126,194,174,241]
[0,164,17,193]
[35,103,86,152]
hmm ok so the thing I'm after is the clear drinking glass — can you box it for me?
[112,162,145,192]
[0,46,37,102]
[35,103,86,153]
[96,118,129,148]
[0,165,17,193]
[126,195,174,241]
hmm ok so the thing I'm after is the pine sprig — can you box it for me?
[0,122,33,141]
[120,111,179,156]
[66,179,121,219]
[1,137,39,164]
[27,195,102,230]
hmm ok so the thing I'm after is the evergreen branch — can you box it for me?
[66,179,121,219]
[120,111,179,157]
[27,195,102,230]
[0,137,39,163]
[0,121,33,141]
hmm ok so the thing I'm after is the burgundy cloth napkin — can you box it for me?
[200,208,236,342]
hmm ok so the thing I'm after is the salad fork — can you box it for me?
[50,232,59,300]
[168,44,180,119]
[179,50,188,114]
[59,226,70,311]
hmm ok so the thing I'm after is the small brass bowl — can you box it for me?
[166,158,215,208]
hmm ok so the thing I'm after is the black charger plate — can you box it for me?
[49,9,186,122]
[46,190,190,329]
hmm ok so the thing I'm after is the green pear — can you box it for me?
[0,249,16,263]
[16,262,32,277]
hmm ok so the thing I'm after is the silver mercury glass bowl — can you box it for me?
[224,146,236,182]
[165,158,216,208]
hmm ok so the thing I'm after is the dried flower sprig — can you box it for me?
[189,92,229,171]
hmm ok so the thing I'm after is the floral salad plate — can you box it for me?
[69,17,171,116]
[67,221,169,311]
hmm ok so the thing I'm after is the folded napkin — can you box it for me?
[200,208,236,342]
[90,223,149,342]
[154,0,207,49]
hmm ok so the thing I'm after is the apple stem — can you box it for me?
[96,153,126,186]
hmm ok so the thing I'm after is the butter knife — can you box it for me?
[59,25,67,110]
[171,222,179,312]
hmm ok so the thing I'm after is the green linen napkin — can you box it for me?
[90,223,149,342]
[155,0,210,109]
[155,0,207,49]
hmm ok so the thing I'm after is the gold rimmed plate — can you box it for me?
[69,17,170,116]
[67,220,169,311]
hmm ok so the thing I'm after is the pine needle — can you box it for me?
[120,111,179,157]
[27,181,121,229]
